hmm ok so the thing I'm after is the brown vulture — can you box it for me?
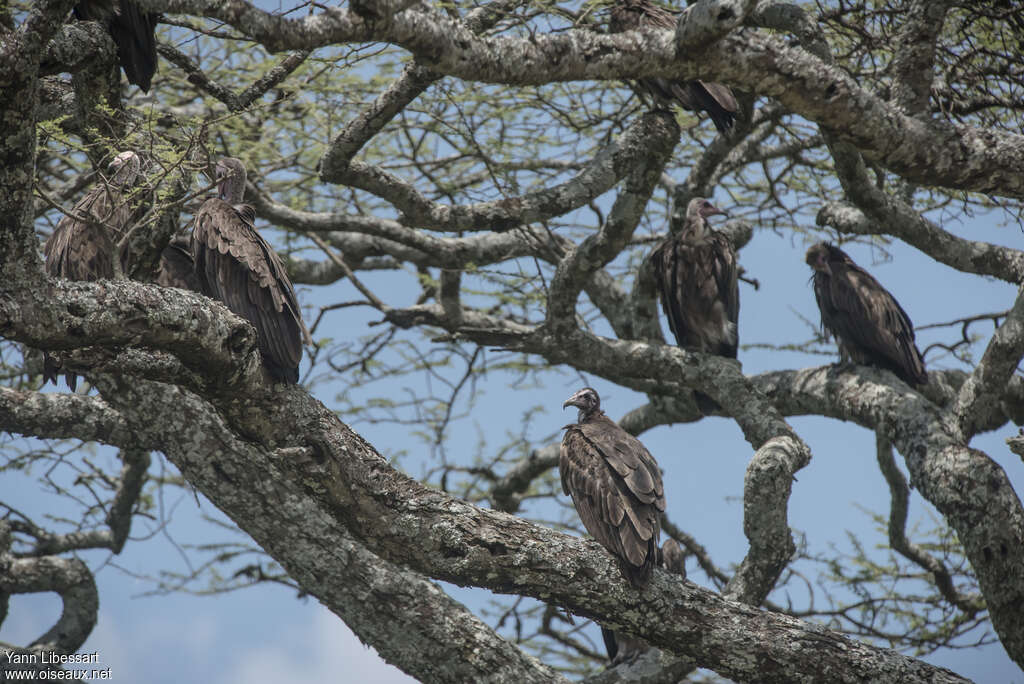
[191,157,310,384]
[648,197,738,411]
[42,150,145,389]
[560,387,666,588]
[601,539,684,665]
[608,0,738,133]
[74,1,158,92]
[805,242,927,386]
[155,235,201,292]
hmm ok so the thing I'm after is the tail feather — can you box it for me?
[107,1,158,91]
[685,81,737,133]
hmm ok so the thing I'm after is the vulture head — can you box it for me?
[215,157,248,204]
[805,242,846,277]
[108,150,142,188]
[562,387,602,423]
[683,197,726,239]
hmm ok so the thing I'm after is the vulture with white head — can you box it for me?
[648,197,738,412]
[42,150,146,388]
[649,197,738,357]
[608,0,738,133]
[805,242,927,386]
[560,387,666,588]
[191,157,310,384]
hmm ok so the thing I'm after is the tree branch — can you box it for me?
[143,0,1024,197]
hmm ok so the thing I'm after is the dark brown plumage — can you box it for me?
[191,158,310,384]
[650,197,738,358]
[649,197,738,413]
[155,236,201,291]
[43,150,145,389]
[806,242,927,386]
[74,1,158,92]
[601,538,684,665]
[560,388,666,588]
[608,0,738,133]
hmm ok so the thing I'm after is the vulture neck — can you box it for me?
[577,407,603,424]
[219,174,246,205]
[111,162,139,189]
[686,217,706,241]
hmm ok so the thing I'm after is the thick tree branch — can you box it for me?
[0,541,98,655]
[143,0,1024,197]
[0,388,135,446]
[0,280,265,391]
[94,379,565,684]
[890,0,951,116]
[88,372,967,683]
[950,283,1024,437]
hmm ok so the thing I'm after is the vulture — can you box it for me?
[648,197,738,412]
[601,539,684,666]
[191,157,310,384]
[560,387,666,588]
[805,242,927,386]
[155,235,202,292]
[608,0,738,133]
[42,150,145,389]
[74,0,159,92]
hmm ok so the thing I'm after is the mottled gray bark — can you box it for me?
[143,0,1024,197]
[1,362,969,683]
[0,539,98,655]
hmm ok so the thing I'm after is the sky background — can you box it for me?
[3,208,1022,683]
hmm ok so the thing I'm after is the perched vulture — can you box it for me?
[805,242,927,386]
[601,539,684,666]
[74,0,159,92]
[560,387,666,588]
[191,157,310,384]
[650,197,738,357]
[155,235,201,292]
[648,197,738,412]
[608,0,738,133]
[42,150,145,389]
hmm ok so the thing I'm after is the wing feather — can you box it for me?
[192,198,308,383]
[608,0,738,132]
[651,230,739,357]
[814,258,927,385]
[560,414,665,587]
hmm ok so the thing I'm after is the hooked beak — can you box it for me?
[563,391,585,410]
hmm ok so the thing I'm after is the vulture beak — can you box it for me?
[805,246,831,275]
[563,391,585,410]
[706,205,727,218]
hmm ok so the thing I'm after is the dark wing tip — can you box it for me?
[108,1,159,91]
[264,358,300,384]
[624,553,655,589]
